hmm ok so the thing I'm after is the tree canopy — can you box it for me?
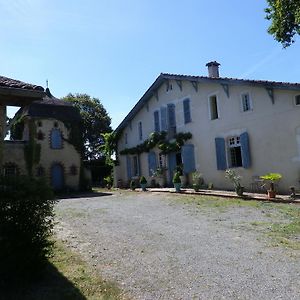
[62,93,112,160]
[265,0,300,47]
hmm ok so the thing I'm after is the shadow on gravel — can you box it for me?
[1,262,86,300]
[56,191,113,200]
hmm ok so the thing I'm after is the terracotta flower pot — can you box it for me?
[267,190,276,198]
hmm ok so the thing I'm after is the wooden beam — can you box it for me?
[265,87,274,104]
[221,84,229,98]
[191,81,198,92]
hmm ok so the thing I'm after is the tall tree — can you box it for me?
[265,0,300,47]
[62,93,112,160]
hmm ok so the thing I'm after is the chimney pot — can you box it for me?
[206,61,220,78]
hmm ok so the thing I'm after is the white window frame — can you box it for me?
[227,136,243,168]
[241,92,253,112]
[138,121,143,141]
[208,93,219,120]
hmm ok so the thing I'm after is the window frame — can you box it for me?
[241,92,253,112]
[295,95,300,106]
[183,98,191,124]
[138,121,143,141]
[208,94,219,120]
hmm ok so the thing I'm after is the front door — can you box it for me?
[51,163,64,190]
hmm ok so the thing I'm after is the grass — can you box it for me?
[172,193,300,249]
[2,240,125,300]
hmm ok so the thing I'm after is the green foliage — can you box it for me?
[225,169,242,189]
[104,175,113,187]
[130,180,136,190]
[0,176,56,283]
[172,171,181,184]
[24,120,41,176]
[100,132,118,166]
[10,114,24,140]
[260,172,282,191]
[265,0,300,47]
[119,131,192,155]
[62,93,112,160]
[140,176,147,184]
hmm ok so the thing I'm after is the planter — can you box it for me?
[140,183,147,191]
[235,186,244,197]
[267,190,276,198]
[174,182,181,192]
[155,176,166,188]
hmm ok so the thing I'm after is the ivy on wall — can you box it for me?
[119,131,192,155]
[24,120,41,176]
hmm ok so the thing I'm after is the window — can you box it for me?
[159,153,165,168]
[70,165,78,175]
[3,163,19,176]
[37,121,42,127]
[36,166,45,177]
[37,130,44,140]
[133,156,139,176]
[138,121,143,141]
[125,133,128,144]
[295,95,300,106]
[209,95,219,120]
[228,136,242,167]
[183,98,191,124]
[50,128,63,149]
[154,110,160,132]
[241,93,252,112]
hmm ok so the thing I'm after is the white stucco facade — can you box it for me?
[114,67,300,193]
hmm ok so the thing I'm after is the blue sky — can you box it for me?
[2,0,300,129]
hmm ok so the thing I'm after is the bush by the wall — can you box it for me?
[0,175,56,284]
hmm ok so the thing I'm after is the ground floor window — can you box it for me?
[133,156,139,177]
[3,162,19,176]
[228,136,242,167]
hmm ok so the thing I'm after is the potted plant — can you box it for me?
[152,167,167,187]
[225,169,244,196]
[176,164,186,187]
[192,171,204,192]
[260,173,282,198]
[140,176,147,191]
[104,175,113,189]
[130,180,136,191]
[173,171,182,192]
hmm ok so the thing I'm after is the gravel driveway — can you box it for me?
[55,191,299,300]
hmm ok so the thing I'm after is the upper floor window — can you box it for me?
[209,95,219,120]
[183,98,191,124]
[154,110,160,132]
[3,162,19,177]
[138,121,143,141]
[50,128,63,149]
[241,93,252,112]
[167,103,176,137]
[125,133,128,144]
[295,95,300,106]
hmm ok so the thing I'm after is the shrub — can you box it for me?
[130,180,136,190]
[172,172,181,184]
[139,176,147,184]
[0,176,55,284]
[260,173,282,191]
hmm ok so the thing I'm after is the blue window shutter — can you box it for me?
[138,122,143,140]
[137,155,141,176]
[148,151,157,176]
[183,98,191,123]
[154,111,160,132]
[126,156,132,179]
[240,132,251,168]
[160,107,167,131]
[182,144,196,174]
[51,129,62,149]
[167,103,176,127]
[215,137,227,170]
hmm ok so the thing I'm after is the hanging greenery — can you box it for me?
[119,131,192,155]
[10,115,25,140]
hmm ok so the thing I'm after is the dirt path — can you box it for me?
[55,191,299,300]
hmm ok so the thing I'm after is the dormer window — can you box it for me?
[295,95,300,106]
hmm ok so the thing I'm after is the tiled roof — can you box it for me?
[0,75,44,91]
[114,73,300,134]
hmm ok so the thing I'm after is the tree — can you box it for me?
[62,93,112,160]
[265,0,300,48]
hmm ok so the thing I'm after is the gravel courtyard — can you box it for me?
[55,191,299,300]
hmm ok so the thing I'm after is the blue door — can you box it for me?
[168,152,177,185]
[51,163,64,190]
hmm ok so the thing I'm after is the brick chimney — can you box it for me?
[206,61,220,78]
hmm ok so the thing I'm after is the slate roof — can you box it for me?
[0,75,44,91]
[16,88,81,122]
[115,73,300,134]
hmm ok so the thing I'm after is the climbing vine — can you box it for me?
[119,131,192,155]
[10,115,25,140]
[24,120,41,176]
